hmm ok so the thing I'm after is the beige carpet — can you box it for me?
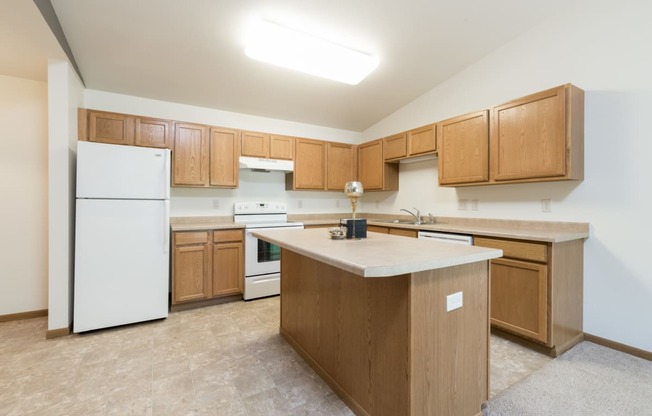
[483,341,652,416]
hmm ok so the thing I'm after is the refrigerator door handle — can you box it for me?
[163,149,171,199]
[163,200,170,253]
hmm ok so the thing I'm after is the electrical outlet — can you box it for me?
[446,291,463,312]
[541,199,552,213]
[336,200,340,208]
[471,199,480,211]
[375,200,379,209]
[297,200,303,209]
[458,199,468,210]
[212,199,220,209]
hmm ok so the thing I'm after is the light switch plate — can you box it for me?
[446,291,463,312]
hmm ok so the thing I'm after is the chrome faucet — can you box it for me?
[400,207,421,224]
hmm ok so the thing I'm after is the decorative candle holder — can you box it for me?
[344,181,366,239]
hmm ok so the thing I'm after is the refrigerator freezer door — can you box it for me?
[74,199,170,332]
[77,141,170,200]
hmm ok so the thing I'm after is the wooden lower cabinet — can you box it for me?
[389,228,418,238]
[172,229,244,305]
[490,258,548,343]
[212,230,244,297]
[474,236,584,356]
[172,232,211,303]
[367,225,389,234]
[367,225,417,238]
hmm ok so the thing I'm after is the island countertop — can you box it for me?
[253,227,502,278]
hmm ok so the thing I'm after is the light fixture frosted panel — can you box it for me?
[245,20,378,85]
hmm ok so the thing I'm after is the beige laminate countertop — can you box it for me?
[170,214,590,243]
[170,217,244,232]
[253,228,502,278]
[291,215,589,243]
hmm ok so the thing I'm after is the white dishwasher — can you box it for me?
[417,230,473,245]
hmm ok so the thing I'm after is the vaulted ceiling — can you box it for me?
[4,0,574,131]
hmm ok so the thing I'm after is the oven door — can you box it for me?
[244,227,283,277]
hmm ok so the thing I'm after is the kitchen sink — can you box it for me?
[372,219,434,225]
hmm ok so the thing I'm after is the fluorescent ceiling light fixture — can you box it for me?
[245,20,379,85]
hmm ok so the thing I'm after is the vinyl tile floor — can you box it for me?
[0,296,550,415]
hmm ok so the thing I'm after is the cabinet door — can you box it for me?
[383,133,407,160]
[367,225,389,234]
[173,243,211,304]
[389,228,418,238]
[294,138,326,189]
[212,242,244,297]
[135,117,172,149]
[490,258,548,344]
[88,111,135,145]
[358,139,384,190]
[438,110,489,185]
[408,124,436,156]
[270,135,294,160]
[210,127,239,188]
[492,86,566,181]
[241,131,269,158]
[173,123,209,186]
[326,142,356,190]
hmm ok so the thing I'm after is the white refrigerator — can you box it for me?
[74,141,171,333]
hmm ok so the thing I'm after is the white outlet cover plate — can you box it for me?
[446,291,463,312]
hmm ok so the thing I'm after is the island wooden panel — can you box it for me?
[280,249,489,416]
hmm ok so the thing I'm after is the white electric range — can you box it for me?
[233,202,303,300]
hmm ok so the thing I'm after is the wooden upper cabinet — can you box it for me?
[383,125,435,162]
[491,84,584,182]
[241,131,269,158]
[292,138,326,190]
[242,132,294,160]
[135,117,172,149]
[210,127,239,188]
[358,139,398,191]
[438,110,490,186]
[270,135,295,160]
[384,133,407,161]
[88,110,135,146]
[408,124,436,156]
[173,123,209,186]
[326,142,356,191]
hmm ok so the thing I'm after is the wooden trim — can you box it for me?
[584,333,652,362]
[77,108,88,140]
[0,309,47,323]
[169,293,242,312]
[46,325,71,339]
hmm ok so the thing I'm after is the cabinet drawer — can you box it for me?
[175,231,210,246]
[474,237,547,263]
[213,229,243,243]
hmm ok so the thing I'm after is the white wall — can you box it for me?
[84,90,360,217]
[362,0,652,352]
[47,60,84,331]
[0,75,48,315]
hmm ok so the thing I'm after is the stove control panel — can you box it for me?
[234,201,288,215]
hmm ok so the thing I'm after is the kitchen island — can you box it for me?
[253,228,503,416]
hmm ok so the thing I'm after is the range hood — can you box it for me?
[239,156,294,172]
